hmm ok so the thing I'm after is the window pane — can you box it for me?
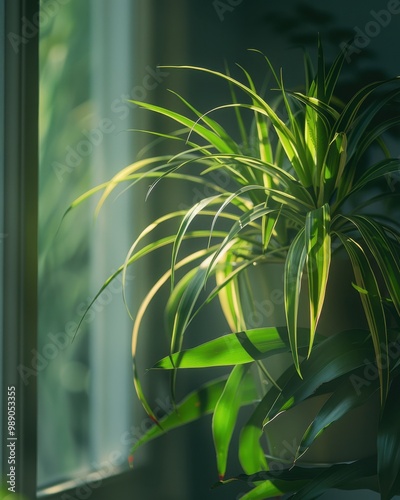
[38,0,136,487]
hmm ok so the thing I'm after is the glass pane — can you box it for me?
[38,0,136,487]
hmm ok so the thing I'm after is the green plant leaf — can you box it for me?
[213,364,254,479]
[240,480,284,499]
[265,329,372,422]
[131,247,221,419]
[286,456,377,500]
[215,253,248,332]
[131,376,218,452]
[154,327,312,369]
[199,256,260,331]
[297,366,379,459]
[305,204,331,357]
[169,251,221,355]
[167,89,240,153]
[204,204,277,285]
[237,63,273,166]
[225,456,378,499]
[325,132,347,200]
[284,228,307,375]
[239,365,296,475]
[160,65,312,186]
[238,390,274,475]
[171,194,224,288]
[129,374,259,455]
[130,99,237,154]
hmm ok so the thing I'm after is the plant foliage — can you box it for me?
[69,41,400,498]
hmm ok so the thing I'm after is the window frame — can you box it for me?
[1,0,39,497]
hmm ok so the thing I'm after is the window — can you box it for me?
[1,0,153,498]
[38,0,138,488]
[1,2,206,498]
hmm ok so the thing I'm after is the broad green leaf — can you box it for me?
[287,456,377,500]
[239,401,269,475]
[284,229,307,375]
[297,366,379,459]
[239,365,296,475]
[265,329,372,422]
[240,480,284,499]
[213,364,254,479]
[154,327,312,369]
[378,377,400,500]
[226,456,377,499]
[305,204,331,357]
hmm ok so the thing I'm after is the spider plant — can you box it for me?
[68,41,400,498]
